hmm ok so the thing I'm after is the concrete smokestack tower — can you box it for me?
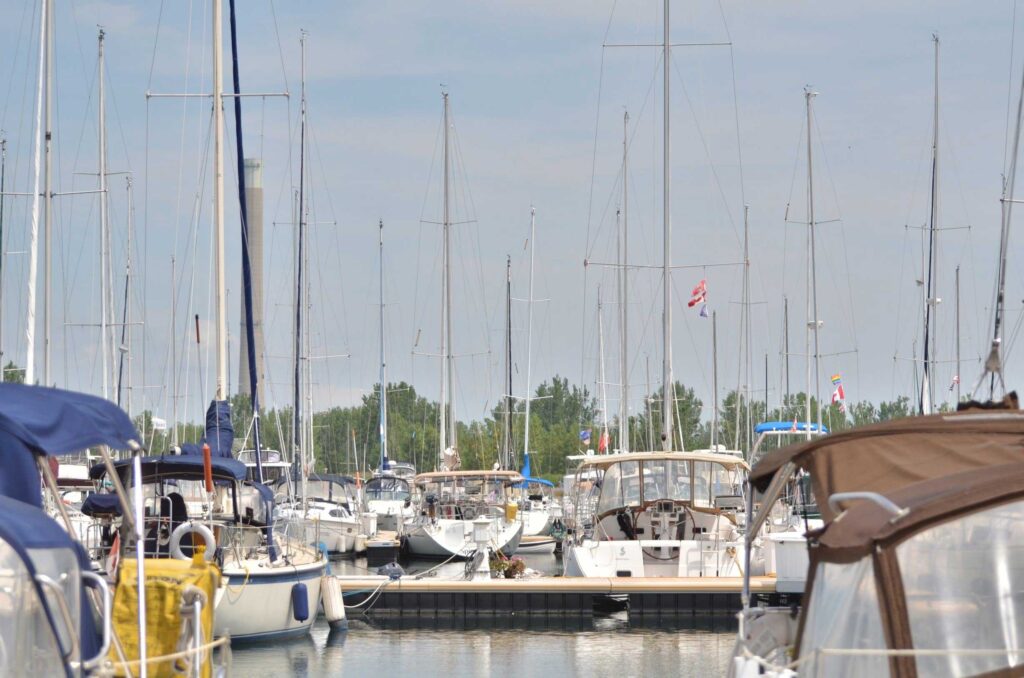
[239,158,265,405]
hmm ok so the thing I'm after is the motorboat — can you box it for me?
[404,470,525,559]
[733,407,1024,677]
[364,474,414,533]
[562,450,754,578]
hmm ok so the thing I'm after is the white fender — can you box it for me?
[170,522,217,562]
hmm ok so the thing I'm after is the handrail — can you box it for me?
[34,573,80,662]
[81,570,112,669]
[827,491,907,519]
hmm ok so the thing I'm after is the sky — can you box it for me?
[0,0,1022,435]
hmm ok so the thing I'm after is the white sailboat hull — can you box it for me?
[214,558,325,641]
[563,539,758,578]
[404,517,523,559]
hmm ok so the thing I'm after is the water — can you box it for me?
[230,554,738,677]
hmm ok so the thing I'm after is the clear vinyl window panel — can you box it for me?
[897,499,1024,677]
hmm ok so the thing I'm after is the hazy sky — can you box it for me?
[0,0,1021,434]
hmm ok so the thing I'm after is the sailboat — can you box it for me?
[364,220,415,533]
[510,208,560,553]
[275,31,363,556]
[403,92,523,559]
[163,5,325,640]
[563,0,763,579]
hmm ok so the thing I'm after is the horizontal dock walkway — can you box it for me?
[337,575,786,616]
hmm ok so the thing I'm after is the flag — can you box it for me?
[598,430,610,453]
[687,279,707,308]
[579,429,592,445]
[699,303,709,318]
[949,375,960,392]
[791,418,798,432]
[830,373,845,403]
[831,374,842,386]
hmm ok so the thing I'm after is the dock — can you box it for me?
[337,575,795,616]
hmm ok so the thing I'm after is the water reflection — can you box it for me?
[231,555,737,677]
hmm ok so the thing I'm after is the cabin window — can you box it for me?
[896,499,1024,677]
[597,461,640,513]
[799,559,889,677]
[366,478,411,501]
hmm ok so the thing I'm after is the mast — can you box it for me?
[0,136,6,376]
[378,219,389,471]
[660,0,674,451]
[523,206,537,468]
[25,0,47,386]
[954,264,960,403]
[804,87,822,439]
[734,206,751,451]
[293,33,307,496]
[171,256,178,446]
[597,288,609,450]
[783,295,790,401]
[503,255,513,469]
[619,110,630,452]
[711,310,718,449]
[43,0,53,385]
[116,177,134,415]
[99,28,111,401]
[212,0,227,400]
[921,34,940,415]
[439,92,456,458]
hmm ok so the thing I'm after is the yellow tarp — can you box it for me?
[109,553,220,677]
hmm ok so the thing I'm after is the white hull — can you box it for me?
[404,517,523,559]
[214,559,326,641]
[563,539,759,578]
[519,508,552,537]
[305,516,360,554]
[515,535,556,554]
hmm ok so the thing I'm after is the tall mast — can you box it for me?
[523,207,537,466]
[503,255,513,469]
[661,0,674,451]
[25,0,47,386]
[783,295,790,401]
[43,0,53,385]
[293,33,307,491]
[99,28,111,401]
[378,219,389,471]
[921,34,940,415]
[212,0,227,399]
[439,92,456,457]
[804,87,821,439]
[618,110,630,452]
[977,32,1024,398]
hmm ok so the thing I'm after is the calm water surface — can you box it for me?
[230,554,737,677]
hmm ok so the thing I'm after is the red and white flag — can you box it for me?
[687,279,707,308]
[598,430,610,453]
[949,375,960,392]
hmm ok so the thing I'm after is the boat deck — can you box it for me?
[336,575,791,616]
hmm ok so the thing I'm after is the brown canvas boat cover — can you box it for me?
[749,410,1024,522]
[811,462,1024,563]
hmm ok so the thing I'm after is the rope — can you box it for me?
[96,635,230,674]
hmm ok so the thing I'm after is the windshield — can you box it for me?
[595,458,742,511]
[366,477,410,501]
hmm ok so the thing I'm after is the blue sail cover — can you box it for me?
[179,400,234,459]
[91,455,247,483]
[0,383,141,506]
